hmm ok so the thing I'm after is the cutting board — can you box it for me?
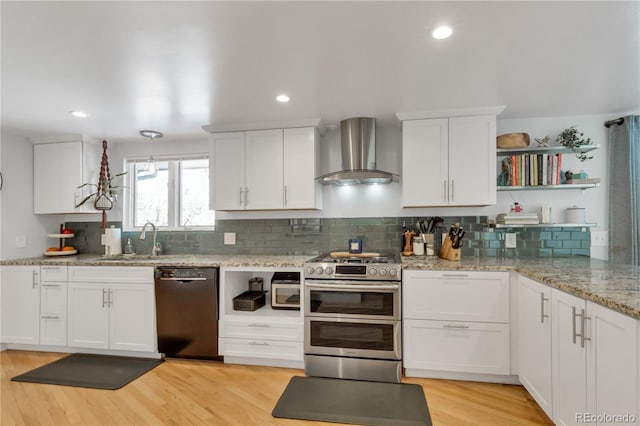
[330,252,381,258]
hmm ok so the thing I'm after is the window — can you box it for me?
[125,156,215,229]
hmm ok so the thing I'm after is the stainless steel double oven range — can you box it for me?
[303,253,402,383]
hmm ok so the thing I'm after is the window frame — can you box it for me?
[123,154,215,231]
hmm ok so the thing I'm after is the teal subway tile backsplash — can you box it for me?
[65,216,591,258]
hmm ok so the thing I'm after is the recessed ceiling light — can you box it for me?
[69,110,88,118]
[432,25,453,40]
[276,94,290,103]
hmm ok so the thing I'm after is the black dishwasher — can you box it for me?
[155,267,221,360]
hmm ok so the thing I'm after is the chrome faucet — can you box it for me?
[139,221,161,256]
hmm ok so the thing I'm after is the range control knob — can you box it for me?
[389,268,398,277]
[325,267,334,275]
[315,267,324,275]
[379,268,388,276]
[369,268,377,276]
[306,267,315,275]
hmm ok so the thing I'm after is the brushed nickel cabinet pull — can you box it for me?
[41,315,60,320]
[284,186,288,206]
[443,324,470,329]
[42,284,61,288]
[540,292,550,323]
[32,270,38,288]
[248,341,269,346]
[451,180,455,202]
[245,187,249,206]
[248,323,270,328]
[102,288,107,308]
[239,187,243,206]
[581,309,591,348]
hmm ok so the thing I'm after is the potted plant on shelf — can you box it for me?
[557,126,594,161]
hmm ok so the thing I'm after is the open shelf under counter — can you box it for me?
[497,183,599,191]
[496,144,600,156]
[223,303,302,320]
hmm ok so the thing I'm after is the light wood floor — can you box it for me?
[1,350,553,426]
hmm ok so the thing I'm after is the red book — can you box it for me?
[556,153,563,184]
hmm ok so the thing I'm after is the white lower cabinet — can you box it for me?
[218,267,303,367]
[518,275,553,418]
[40,266,68,346]
[403,270,511,379]
[0,266,40,344]
[67,267,156,353]
[404,319,510,375]
[551,288,639,425]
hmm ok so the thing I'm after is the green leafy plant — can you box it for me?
[75,172,127,208]
[557,126,593,162]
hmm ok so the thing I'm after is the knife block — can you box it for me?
[439,235,461,261]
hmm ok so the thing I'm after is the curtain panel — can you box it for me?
[608,115,640,265]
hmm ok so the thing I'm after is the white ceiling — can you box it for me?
[2,1,638,144]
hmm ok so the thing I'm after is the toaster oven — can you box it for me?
[271,271,300,310]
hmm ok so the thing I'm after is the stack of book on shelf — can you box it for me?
[496,213,540,225]
[503,153,563,186]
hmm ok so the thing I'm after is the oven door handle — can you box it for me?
[305,282,399,290]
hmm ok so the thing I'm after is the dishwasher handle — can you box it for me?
[158,277,207,282]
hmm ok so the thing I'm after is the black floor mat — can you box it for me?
[272,376,432,426]
[11,353,163,390]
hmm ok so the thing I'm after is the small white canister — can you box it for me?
[565,206,586,224]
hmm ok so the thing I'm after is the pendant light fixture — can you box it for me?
[139,130,163,178]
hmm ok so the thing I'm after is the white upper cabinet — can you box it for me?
[283,127,322,210]
[210,132,246,211]
[209,126,321,211]
[400,110,499,207]
[33,137,100,214]
[244,129,284,210]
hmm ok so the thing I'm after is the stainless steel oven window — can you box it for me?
[304,280,400,320]
[305,317,401,360]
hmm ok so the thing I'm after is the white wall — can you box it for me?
[0,130,59,260]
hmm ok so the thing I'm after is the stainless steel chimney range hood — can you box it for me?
[316,117,398,185]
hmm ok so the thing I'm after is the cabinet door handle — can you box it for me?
[284,185,288,206]
[42,284,61,288]
[540,292,550,323]
[572,306,584,345]
[32,270,38,288]
[248,323,270,328]
[245,187,249,206]
[41,315,60,320]
[102,288,107,308]
[248,341,269,346]
[443,324,470,329]
[41,266,60,270]
[239,187,243,206]
[443,180,447,202]
[451,180,455,202]
[109,289,113,307]
[581,309,591,348]
[442,273,469,278]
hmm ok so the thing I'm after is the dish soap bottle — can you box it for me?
[124,238,135,255]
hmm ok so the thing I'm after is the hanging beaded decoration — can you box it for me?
[94,140,114,228]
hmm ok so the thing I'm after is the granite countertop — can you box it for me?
[0,254,310,268]
[2,253,639,319]
[402,256,640,319]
